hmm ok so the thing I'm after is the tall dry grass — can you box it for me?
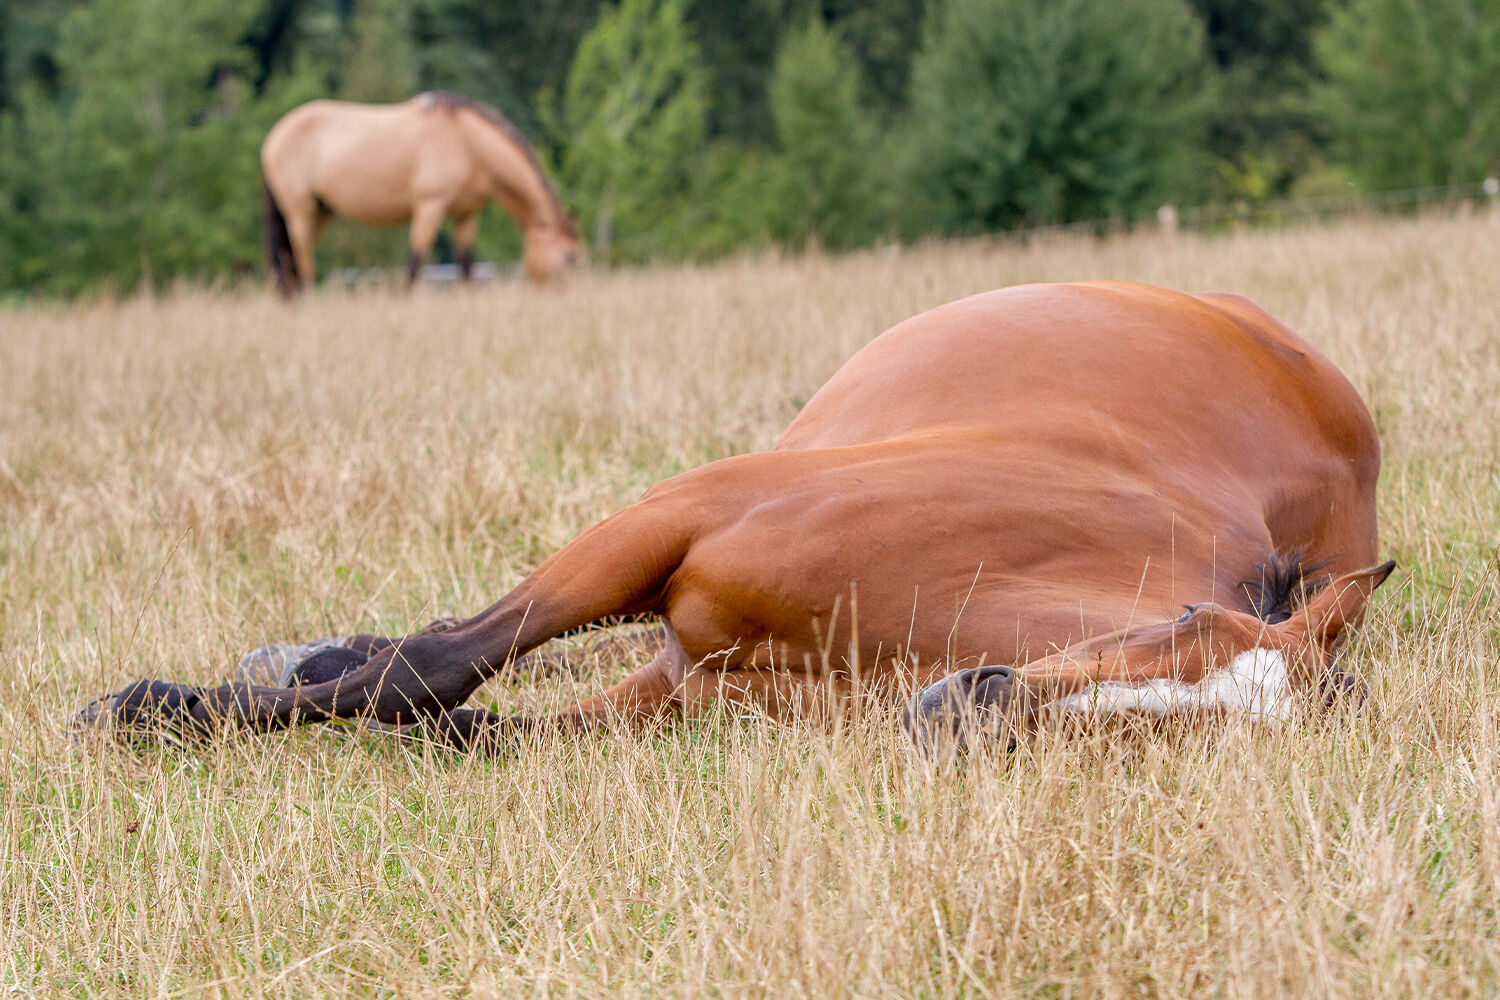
[2,213,1498,998]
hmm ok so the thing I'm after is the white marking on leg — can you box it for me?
[1052,648,1293,722]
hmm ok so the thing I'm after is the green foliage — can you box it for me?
[1,0,275,294]
[902,0,1212,232]
[1315,0,1500,190]
[557,0,710,262]
[411,0,603,142]
[765,20,886,249]
[812,0,927,117]
[1188,0,1332,199]
[339,0,417,103]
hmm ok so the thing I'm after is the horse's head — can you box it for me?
[904,560,1397,752]
[523,222,585,284]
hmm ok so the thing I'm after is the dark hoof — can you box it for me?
[903,664,1029,755]
[73,680,217,745]
[405,709,532,754]
[68,694,112,740]
[286,646,369,686]
[1320,669,1370,713]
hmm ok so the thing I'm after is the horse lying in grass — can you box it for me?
[262,92,583,295]
[78,281,1393,752]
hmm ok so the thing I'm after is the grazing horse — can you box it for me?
[261,92,583,295]
[80,282,1392,752]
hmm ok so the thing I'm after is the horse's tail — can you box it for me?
[263,180,298,297]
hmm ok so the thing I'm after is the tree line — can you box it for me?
[0,0,1495,296]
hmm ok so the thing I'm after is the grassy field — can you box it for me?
[2,212,1499,998]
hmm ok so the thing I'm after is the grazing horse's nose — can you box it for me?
[903,664,1023,755]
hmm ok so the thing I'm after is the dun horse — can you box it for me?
[261,93,583,295]
[79,283,1392,752]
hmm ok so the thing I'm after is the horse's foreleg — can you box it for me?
[406,198,448,286]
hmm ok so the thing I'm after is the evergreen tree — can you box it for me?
[4,0,270,293]
[1316,0,1500,190]
[765,20,884,249]
[1188,0,1331,199]
[411,0,602,141]
[811,0,927,118]
[338,0,417,103]
[558,0,710,262]
[902,0,1212,233]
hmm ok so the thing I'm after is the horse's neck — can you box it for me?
[459,112,566,234]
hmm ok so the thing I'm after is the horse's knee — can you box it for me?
[349,636,489,724]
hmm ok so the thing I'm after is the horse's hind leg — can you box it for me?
[84,492,701,743]
[412,626,694,751]
[451,211,479,280]
[406,197,448,285]
[281,198,325,291]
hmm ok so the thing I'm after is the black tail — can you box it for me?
[1240,549,1331,623]
[263,180,298,297]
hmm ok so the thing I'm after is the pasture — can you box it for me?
[2,213,1499,997]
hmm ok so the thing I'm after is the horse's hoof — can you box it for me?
[68,694,113,741]
[903,664,1027,756]
[1320,669,1370,714]
[237,637,349,686]
[71,681,216,746]
[404,710,532,754]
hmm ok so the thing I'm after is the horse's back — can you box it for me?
[778,282,1369,458]
[262,98,459,222]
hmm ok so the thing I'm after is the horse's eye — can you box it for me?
[1176,604,1201,625]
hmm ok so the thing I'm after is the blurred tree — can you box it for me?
[338,0,416,102]
[557,0,710,262]
[686,0,782,142]
[809,0,926,118]
[1,0,281,293]
[1315,0,1500,189]
[765,19,885,249]
[902,0,1212,233]
[242,0,308,92]
[0,0,81,109]
[688,0,927,141]
[1187,0,1331,199]
[411,0,600,141]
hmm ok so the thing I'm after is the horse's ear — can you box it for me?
[1290,560,1396,648]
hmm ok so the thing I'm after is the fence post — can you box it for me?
[1156,203,1178,236]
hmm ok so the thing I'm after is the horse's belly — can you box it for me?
[308,136,424,224]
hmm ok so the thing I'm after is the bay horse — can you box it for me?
[261,93,583,295]
[79,282,1393,752]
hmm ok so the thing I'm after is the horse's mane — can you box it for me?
[419,91,580,240]
[1240,550,1330,623]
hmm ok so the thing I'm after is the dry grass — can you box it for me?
[2,212,1499,998]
